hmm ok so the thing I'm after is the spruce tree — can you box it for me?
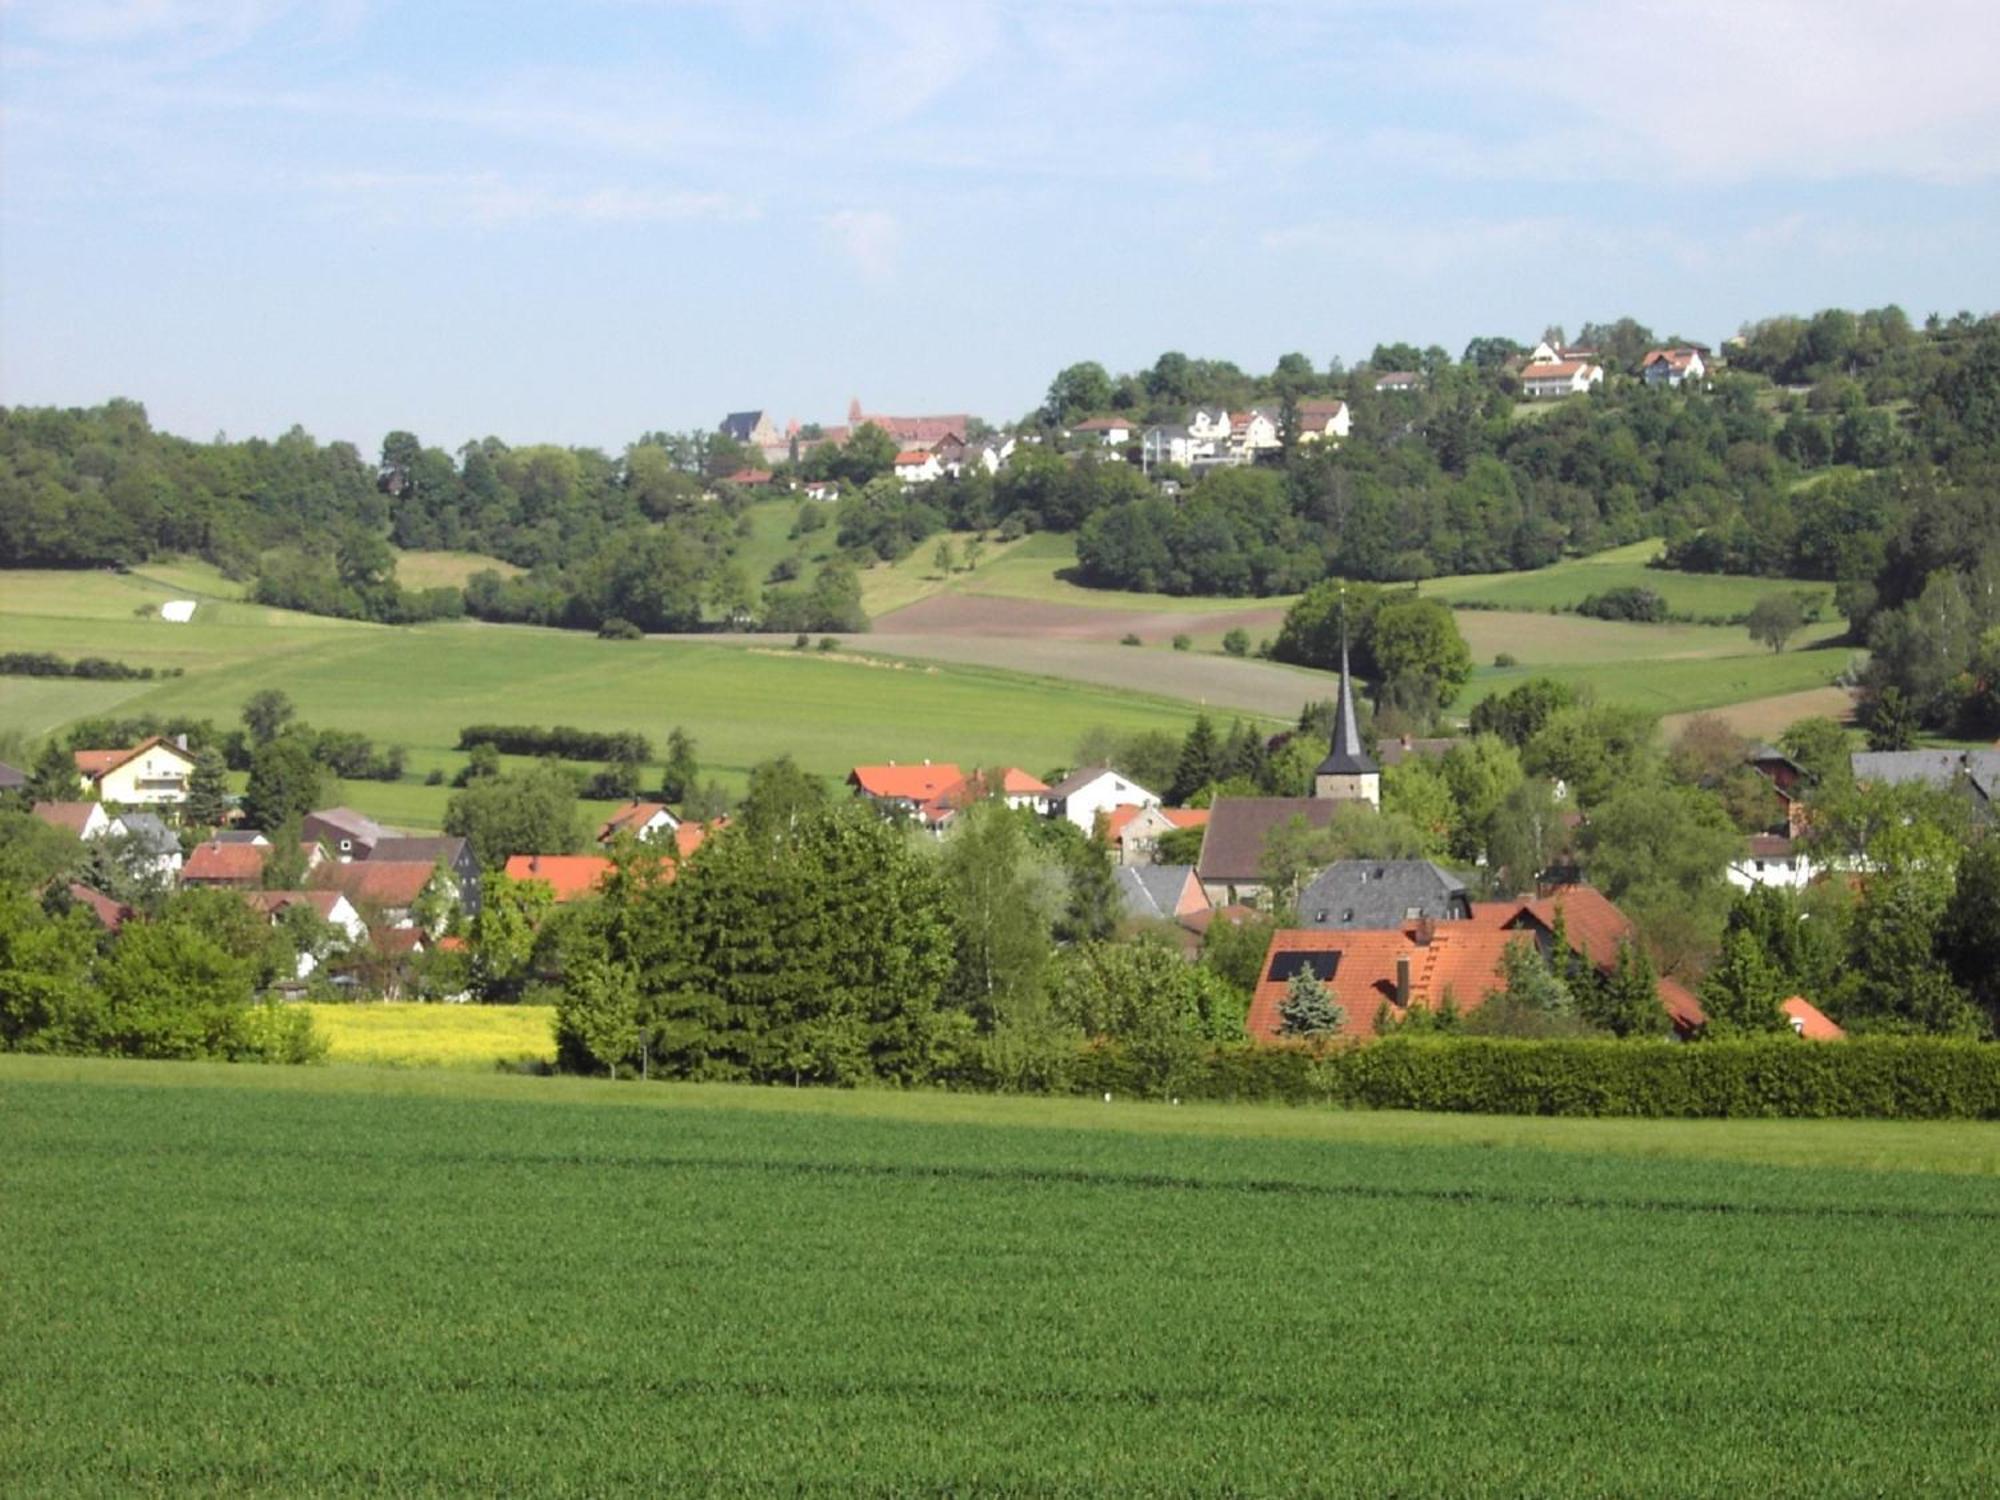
[26,740,79,804]
[1168,714,1219,804]
[1277,968,1346,1038]
[184,746,232,830]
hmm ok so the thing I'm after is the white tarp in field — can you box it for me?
[159,600,197,623]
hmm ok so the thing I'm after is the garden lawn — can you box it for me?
[1,1057,1995,1495]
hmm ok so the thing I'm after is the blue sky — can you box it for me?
[3,0,1996,452]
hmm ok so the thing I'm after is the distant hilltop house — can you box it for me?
[1527,339,1600,366]
[72,735,198,805]
[1070,417,1134,446]
[1642,346,1709,388]
[826,399,974,451]
[1518,359,1605,399]
[893,449,944,485]
[1372,371,1422,393]
[718,410,792,464]
[1293,399,1350,443]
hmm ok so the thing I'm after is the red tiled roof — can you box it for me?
[998,768,1051,795]
[1247,925,1520,1041]
[67,883,132,931]
[313,860,440,909]
[503,854,615,903]
[1746,833,1794,859]
[71,735,192,782]
[245,889,347,921]
[1473,887,1706,1032]
[850,763,963,801]
[182,840,271,884]
[1072,417,1129,431]
[1521,360,1591,380]
[675,819,724,859]
[372,929,428,956]
[894,449,935,466]
[31,801,101,837]
[863,413,970,445]
[596,802,675,844]
[1782,995,1844,1041]
[724,468,774,485]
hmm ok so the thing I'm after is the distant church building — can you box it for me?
[1313,616,1379,808]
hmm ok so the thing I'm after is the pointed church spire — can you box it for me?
[1317,590,1376,777]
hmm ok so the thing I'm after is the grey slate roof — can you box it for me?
[1851,749,2000,811]
[720,410,766,441]
[1115,865,1197,922]
[113,812,179,857]
[1296,860,1471,930]
[1048,765,1155,802]
[366,836,470,867]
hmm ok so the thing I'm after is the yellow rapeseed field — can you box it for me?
[303,1003,556,1070]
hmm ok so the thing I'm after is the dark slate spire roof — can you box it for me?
[1316,601,1376,777]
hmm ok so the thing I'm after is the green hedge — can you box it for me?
[1069,1037,2000,1119]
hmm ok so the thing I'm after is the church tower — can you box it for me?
[1313,604,1379,807]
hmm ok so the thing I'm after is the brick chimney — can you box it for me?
[1413,916,1437,947]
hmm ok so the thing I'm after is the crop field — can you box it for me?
[0,570,1212,829]
[2,1057,1995,1495]
[303,1002,556,1070]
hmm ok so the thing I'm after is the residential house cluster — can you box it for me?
[1138,400,1348,472]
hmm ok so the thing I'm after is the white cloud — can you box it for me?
[822,208,901,278]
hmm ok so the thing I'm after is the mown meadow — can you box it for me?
[2,1057,1993,1494]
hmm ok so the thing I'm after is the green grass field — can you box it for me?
[1421,539,1831,620]
[0,569,1210,829]
[392,549,521,589]
[3,1057,1995,1493]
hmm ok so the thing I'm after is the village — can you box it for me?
[18,605,1979,1049]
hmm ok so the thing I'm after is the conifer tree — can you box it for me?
[1277,968,1346,1038]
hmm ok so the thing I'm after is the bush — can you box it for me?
[1321,1036,2000,1118]
[457,724,651,763]
[1577,587,1669,623]
[1050,1036,2000,1117]
[1493,651,1518,668]
[817,636,839,652]
[1171,633,1192,652]
[1222,629,1250,657]
[596,618,643,640]
[1120,633,1142,647]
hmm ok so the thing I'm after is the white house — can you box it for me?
[1727,834,1816,892]
[1071,417,1133,446]
[894,449,943,485]
[1049,766,1160,833]
[1642,347,1708,387]
[1229,408,1282,458]
[1187,406,1233,445]
[1294,400,1351,443]
[803,479,840,502]
[1528,340,1600,366]
[246,890,369,980]
[31,801,114,841]
[1373,371,1422,393]
[111,812,183,881]
[1142,425,1196,468]
[1519,360,1604,399]
[595,801,682,845]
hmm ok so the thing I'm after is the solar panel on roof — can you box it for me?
[1267,952,1339,984]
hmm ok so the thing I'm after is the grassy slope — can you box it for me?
[0,571,1209,828]
[391,549,521,589]
[1421,538,1833,618]
[2,1057,1995,1494]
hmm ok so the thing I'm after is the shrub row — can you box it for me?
[0,651,180,681]
[456,724,652,764]
[1064,1037,2000,1118]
